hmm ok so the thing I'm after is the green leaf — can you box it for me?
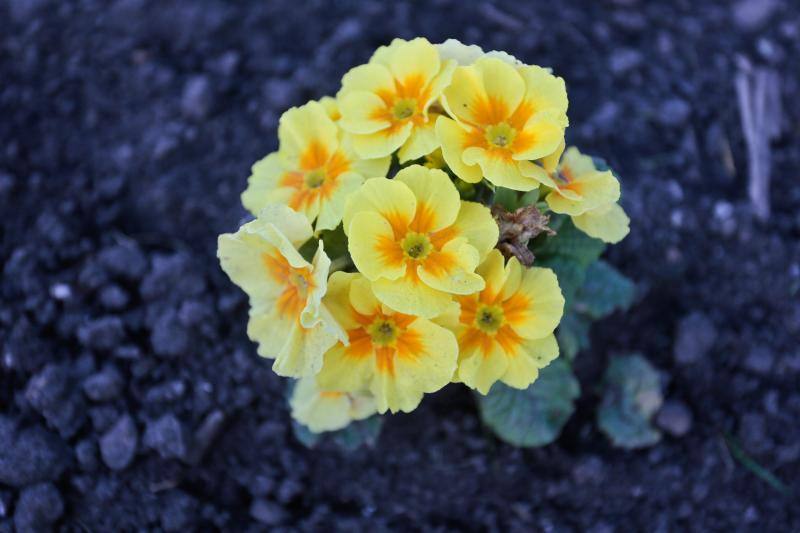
[723,434,793,496]
[291,416,384,451]
[331,416,383,451]
[536,255,586,310]
[319,224,348,260]
[493,187,519,211]
[534,217,606,267]
[597,354,663,449]
[574,261,636,320]
[477,359,580,447]
[297,238,319,263]
[556,311,591,361]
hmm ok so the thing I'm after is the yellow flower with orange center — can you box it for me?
[316,272,458,413]
[343,165,499,318]
[290,376,376,433]
[438,250,565,394]
[436,57,568,191]
[217,205,345,377]
[337,37,456,162]
[546,146,630,243]
[241,101,390,232]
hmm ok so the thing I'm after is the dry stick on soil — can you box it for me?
[735,59,781,222]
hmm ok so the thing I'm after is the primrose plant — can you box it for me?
[218,38,634,449]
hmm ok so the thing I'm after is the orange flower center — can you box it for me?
[367,318,400,347]
[475,304,504,334]
[485,122,516,149]
[304,168,325,189]
[392,98,417,120]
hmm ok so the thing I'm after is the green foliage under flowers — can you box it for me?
[597,354,663,449]
[477,359,580,447]
[293,416,383,451]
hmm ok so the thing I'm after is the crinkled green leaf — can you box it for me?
[292,416,383,451]
[319,224,348,260]
[556,311,591,361]
[493,187,519,211]
[534,217,606,267]
[597,354,663,449]
[536,255,586,310]
[477,359,580,447]
[574,260,636,320]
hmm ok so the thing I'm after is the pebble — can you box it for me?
[742,347,774,375]
[732,0,779,31]
[99,414,138,471]
[181,75,213,120]
[262,78,296,111]
[0,419,69,487]
[250,499,287,526]
[0,490,10,518]
[98,241,147,281]
[673,312,717,364]
[25,363,86,438]
[75,438,99,471]
[144,414,188,460]
[77,316,125,351]
[738,412,769,454]
[82,366,124,401]
[13,483,64,532]
[150,311,190,358]
[609,48,643,75]
[99,284,129,310]
[656,400,693,437]
[657,98,691,127]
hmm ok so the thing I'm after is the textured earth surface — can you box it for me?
[2,0,800,531]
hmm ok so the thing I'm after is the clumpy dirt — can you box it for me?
[2,0,799,531]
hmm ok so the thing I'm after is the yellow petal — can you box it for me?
[443,58,524,126]
[269,318,339,377]
[339,90,391,135]
[505,266,565,339]
[559,146,596,177]
[371,317,458,413]
[371,271,453,319]
[278,102,339,163]
[475,249,508,301]
[462,147,538,191]
[457,340,509,395]
[435,116,483,183]
[290,377,376,433]
[255,203,314,248]
[343,177,416,236]
[441,201,499,260]
[348,274,382,316]
[512,114,564,161]
[541,139,565,174]
[241,152,284,216]
[417,238,484,295]
[316,341,375,393]
[351,122,414,159]
[435,39,485,65]
[516,65,569,128]
[395,165,460,233]
[348,211,406,281]
[323,271,360,331]
[341,134,391,178]
[397,117,440,163]
[318,96,341,121]
[314,171,363,232]
[340,62,394,97]
[572,203,630,244]
[386,37,440,88]
[501,334,559,389]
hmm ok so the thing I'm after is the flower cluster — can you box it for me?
[218,38,630,433]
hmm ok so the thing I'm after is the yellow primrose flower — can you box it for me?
[546,147,630,243]
[317,272,458,413]
[241,101,390,232]
[217,204,345,377]
[343,165,499,318]
[436,57,568,191]
[440,250,564,394]
[289,376,376,433]
[545,147,620,216]
[338,37,456,162]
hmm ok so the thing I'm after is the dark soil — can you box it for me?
[2,0,799,531]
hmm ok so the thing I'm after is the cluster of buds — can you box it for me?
[218,38,629,433]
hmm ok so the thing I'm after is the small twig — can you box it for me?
[735,58,781,222]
